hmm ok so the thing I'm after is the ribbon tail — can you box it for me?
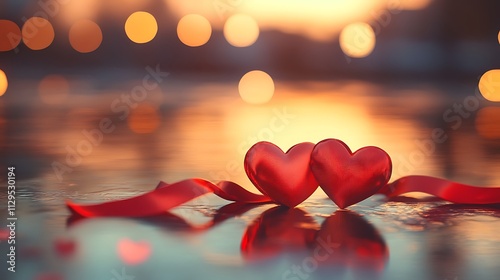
[379,175,500,204]
[66,179,271,217]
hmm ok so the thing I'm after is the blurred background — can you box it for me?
[0,0,499,187]
[0,1,500,279]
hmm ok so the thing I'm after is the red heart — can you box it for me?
[244,142,318,207]
[310,139,392,209]
[117,238,151,265]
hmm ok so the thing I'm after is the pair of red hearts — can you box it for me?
[244,139,392,209]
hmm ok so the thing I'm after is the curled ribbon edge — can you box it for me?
[66,139,500,217]
[66,175,500,217]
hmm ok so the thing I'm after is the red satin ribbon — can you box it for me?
[379,176,500,204]
[67,179,270,217]
[67,175,500,217]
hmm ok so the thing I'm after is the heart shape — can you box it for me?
[244,142,318,207]
[117,238,151,265]
[310,139,392,209]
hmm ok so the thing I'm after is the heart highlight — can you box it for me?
[245,141,319,208]
[310,139,392,209]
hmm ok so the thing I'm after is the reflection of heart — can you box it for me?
[241,207,388,274]
[315,211,388,273]
[310,139,392,209]
[244,142,318,207]
[54,238,77,257]
[241,207,317,260]
[117,238,151,265]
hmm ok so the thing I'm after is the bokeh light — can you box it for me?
[128,104,161,134]
[475,107,500,139]
[166,0,386,42]
[479,69,500,102]
[177,14,212,47]
[69,19,103,53]
[498,31,500,45]
[238,70,274,104]
[224,14,260,47]
[22,17,55,50]
[0,20,21,51]
[339,22,376,58]
[125,11,158,44]
[38,75,69,105]
[0,69,8,96]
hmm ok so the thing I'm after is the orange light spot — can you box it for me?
[38,75,69,105]
[22,17,55,50]
[339,22,376,58]
[69,19,103,53]
[128,104,161,134]
[0,70,8,97]
[224,14,260,47]
[0,20,21,51]
[479,69,500,102]
[238,70,274,104]
[125,12,158,44]
[177,14,212,47]
[476,107,500,140]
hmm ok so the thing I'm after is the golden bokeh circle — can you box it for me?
[125,12,158,44]
[0,20,21,51]
[69,19,103,53]
[22,17,55,50]
[177,14,212,47]
[224,14,260,48]
[238,70,275,104]
[0,69,8,96]
[339,22,376,58]
[479,69,500,102]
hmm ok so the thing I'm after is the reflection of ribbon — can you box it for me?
[64,206,389,279]
[66,205,388,276]
[67,140,500,218]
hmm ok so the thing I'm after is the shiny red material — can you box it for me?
[66,140,500,217]
[311,139,392,209]
[67,179,271,217]
[379,175,500,204]
[245,141,318,207]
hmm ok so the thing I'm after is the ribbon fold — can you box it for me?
[67,175,500,217]
[66,140,500,217]
[67,179,271,217]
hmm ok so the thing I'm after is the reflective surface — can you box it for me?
[1,77,500,280]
